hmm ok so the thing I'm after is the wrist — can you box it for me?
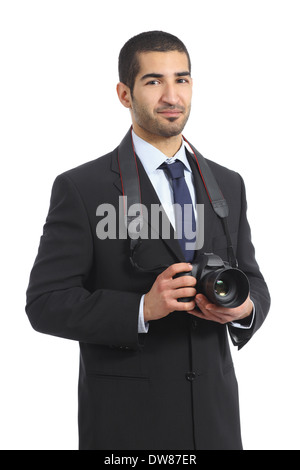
[143,293,151,323]
[237,298,253,320]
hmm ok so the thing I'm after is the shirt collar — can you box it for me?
[131,130,192,174]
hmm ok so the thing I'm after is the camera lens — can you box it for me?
[215,279,229,297]
[202,267,249,308]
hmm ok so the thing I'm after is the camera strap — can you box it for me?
[117,129,144,239]
[182,137,238,268]
[117,128,238,268]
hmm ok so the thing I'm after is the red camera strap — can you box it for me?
[117,128,238,268]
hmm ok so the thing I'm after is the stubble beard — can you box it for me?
[131,97,191,138]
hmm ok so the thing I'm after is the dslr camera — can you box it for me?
[176,253,249,308]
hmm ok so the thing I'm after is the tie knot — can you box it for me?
[160,159,185,180]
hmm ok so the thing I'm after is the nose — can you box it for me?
[161,83,179,106]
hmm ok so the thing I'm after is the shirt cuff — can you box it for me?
[138,294,149,334]
[230,301,256,330]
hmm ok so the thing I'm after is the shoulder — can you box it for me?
[186,145,243,189]
[52,149,117,193]
[48,149,118,209]
[62,150,114,182]
[205,157,244,196]
[205,157,242,184]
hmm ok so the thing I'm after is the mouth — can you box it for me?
[157,109,183,119]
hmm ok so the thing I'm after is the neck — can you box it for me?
[132,124,183,158]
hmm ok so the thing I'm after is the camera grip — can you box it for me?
[173,270,195,303]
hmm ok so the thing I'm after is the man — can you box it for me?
[26,31,270,450]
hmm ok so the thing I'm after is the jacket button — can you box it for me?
[186,372,196,381]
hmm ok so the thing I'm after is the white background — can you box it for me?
[0,0,299,450]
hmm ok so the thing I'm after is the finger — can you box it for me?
[197,302,227,322]
[195,294,213,311]
[174,299,196,312]
[172,275,196,289]
[195,293,209,304]
[173,287,197,300]
[202,302,238,319]
[187,307,201,316]
[162,263,193,280]
[195,294,229,316]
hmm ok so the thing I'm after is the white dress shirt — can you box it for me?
[130,131,254,334]
[131,130,197,228]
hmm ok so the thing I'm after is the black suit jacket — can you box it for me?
[26,130,270,450]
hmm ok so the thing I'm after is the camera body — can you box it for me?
[176,253,249,308]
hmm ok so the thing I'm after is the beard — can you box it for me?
[131,97,191,138]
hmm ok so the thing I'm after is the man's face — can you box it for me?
[129,51,193,138]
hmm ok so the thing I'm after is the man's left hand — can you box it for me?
[187,294,253,325]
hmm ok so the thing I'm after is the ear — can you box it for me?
[116,82,132,109]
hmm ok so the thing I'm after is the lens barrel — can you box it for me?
[174,254,250,308]
[202,267,249,308]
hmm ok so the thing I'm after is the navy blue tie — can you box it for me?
[160,160,196,262]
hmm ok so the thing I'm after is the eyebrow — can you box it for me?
[140,71,191,81]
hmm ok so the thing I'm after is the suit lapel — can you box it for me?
[111,146,122,192]
[111,137,185,262]
[136,157,186,262]
[111,131,219,264]
[186,150,218,255]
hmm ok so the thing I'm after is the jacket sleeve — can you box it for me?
[227,176,271,349]
[25,173,141,348]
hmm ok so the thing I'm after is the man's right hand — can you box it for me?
[143,263,197,322]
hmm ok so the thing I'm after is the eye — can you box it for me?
[146,80,160,86]
[177,78,189,84]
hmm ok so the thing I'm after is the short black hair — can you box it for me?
[118,31,191,94]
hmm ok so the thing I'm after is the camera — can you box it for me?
[176,253,249,308]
